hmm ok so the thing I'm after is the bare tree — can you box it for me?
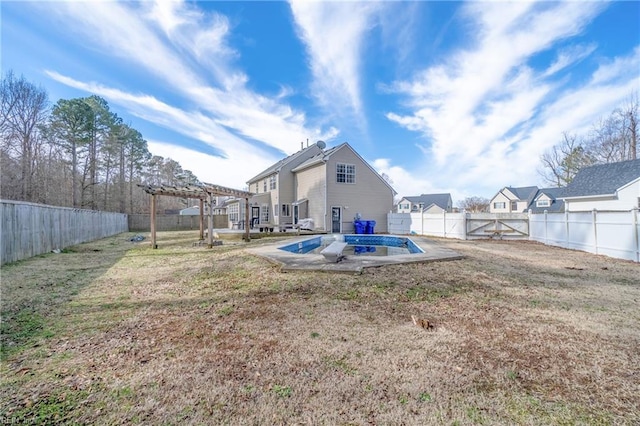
[539,133,594,187]
[457,196,490,212]
[0,71,49,201]
[588,92,638,163]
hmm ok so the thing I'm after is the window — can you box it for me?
[510,201,518,211]
[261,204,269,223]
[493,202,506,209]
[254,183,259,193]
[536,199,550,207]
[263,179,267,192]
[269,175,276,190]
[228,203,239,222]
[336,163,355,183]
[281,204,291,217]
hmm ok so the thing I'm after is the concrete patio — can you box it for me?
[245,235,463,273]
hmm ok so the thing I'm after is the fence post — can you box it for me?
[463,211,469,241]
[543,209,548,244]
[565,210,570,248]
[592,209,598,255]
[633,208,639,262]
[443,210,447,238]
[421,209,424,236]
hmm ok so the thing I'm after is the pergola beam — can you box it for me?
[138,183,254,248]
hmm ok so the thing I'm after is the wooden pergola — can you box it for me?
[138,183,253,248]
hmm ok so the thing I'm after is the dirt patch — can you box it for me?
[1,232,638,424]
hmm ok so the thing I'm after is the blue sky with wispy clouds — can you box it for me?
[2,1,639,201]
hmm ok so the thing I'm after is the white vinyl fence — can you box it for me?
[388,209,640,262]
[529,209,639,262]
[1,200,129,265]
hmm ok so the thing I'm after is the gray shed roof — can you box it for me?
[562,159,640,198]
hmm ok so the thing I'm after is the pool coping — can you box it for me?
[245,234,464,273]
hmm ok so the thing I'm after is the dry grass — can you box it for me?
[1,232,639,425]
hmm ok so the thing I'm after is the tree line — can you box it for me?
[1,71,199,214]
[539,93,638,187]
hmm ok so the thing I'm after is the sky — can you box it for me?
[2,1,639,203]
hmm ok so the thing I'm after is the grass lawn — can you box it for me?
[1,231,639,425]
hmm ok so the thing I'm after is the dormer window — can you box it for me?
[536,199,550,207]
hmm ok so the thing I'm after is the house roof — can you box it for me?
[528,187,565,213]
[561,159,640,198]
[247,143,322,183]
[290,143,343,172]
[505,186,539,202]
[291,142,397,195]
[401,193,451,210]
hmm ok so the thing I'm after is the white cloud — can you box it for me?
[289,1,381,131]
[38,0,334,167]
[386,1,636,197]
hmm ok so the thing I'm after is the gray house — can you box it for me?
[290,142,396,233]
[396,193,453,213]
[231,141,396,233]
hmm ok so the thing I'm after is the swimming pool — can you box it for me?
[278,235,424,257]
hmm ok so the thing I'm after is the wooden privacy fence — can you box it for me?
[387,209,639,262]
[1,200,128,265]
[128,214,229,232]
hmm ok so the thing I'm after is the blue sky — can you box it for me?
[2,1,639,202]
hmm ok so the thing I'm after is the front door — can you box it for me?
[293,204,299,225]
[331,206,341,233]
[251,206,260,228]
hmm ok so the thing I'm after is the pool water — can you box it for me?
[278,235,424,256]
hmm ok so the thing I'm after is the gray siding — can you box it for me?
[325,147,393,233]
[295,163,327,229]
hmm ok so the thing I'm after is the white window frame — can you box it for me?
[536,199,550,207]
[228,203,239,222]
[281,204,291,217]
[494,202,506,209]
[263,179,267,192]
[336,163,356,184]
[510,201,518,211]
[261,204,269,223]
[269,175,276,190]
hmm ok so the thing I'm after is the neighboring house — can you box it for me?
[528,187,565,213]
[396,193,453,214]
[489,186,538,213]
[179,196,230,216]
[560,159,640,212]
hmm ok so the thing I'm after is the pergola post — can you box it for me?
[208,193,214,248]
[150,194,157,249]
[244,197,250,241]
[199,198,204,240]
[138,183,253,248]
